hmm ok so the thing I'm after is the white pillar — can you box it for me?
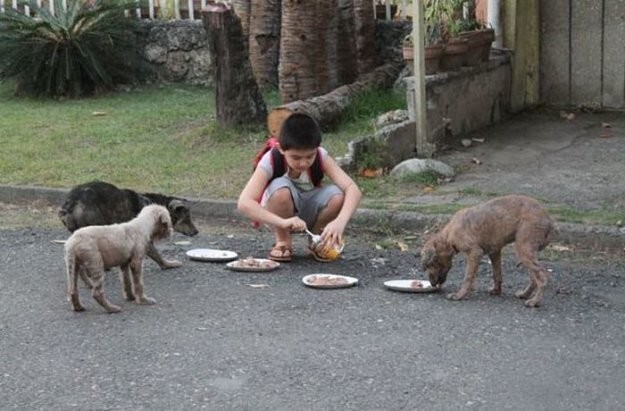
[412,0,428,157]
[488,0,503,48]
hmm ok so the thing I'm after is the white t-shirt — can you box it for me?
[257,147,329,193]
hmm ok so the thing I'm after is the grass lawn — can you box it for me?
[0,80,421,200]
[1,80,619,226]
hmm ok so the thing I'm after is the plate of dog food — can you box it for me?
[225,257,280,272]
[383,279,438,293]
[186,248,239,262]
[302,274,359,289]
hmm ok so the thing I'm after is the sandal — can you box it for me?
[268,243,293,262]
[308,245,333,263]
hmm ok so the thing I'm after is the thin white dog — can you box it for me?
[64,204,173,313]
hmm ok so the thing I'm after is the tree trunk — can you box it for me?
[267,63,402,135]
[353,0,376,76]
[279,0,319,103]
[202,3,267,127]
[231,0,251,45]
[316,0,339,95]
[249,0,281,90]
[337,0,357,85]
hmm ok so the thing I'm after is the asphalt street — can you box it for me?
[1,215,624,410]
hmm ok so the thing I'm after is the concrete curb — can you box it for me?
[1,184,623,249]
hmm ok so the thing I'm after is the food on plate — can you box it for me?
[411,280,425,289]
[306,275,349,286]
[231,257,276,269]
[312,240,344,261]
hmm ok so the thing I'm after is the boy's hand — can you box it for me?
[320,219,346,247]
[282,217,306,232]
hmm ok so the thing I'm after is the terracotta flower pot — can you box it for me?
[478,28,495,62]
[440,37,469,71]
[403,43,444,75]
[458,30,483,66]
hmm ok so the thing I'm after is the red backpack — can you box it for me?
[252,137,324,187]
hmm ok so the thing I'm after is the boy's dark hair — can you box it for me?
[279,113,322,150]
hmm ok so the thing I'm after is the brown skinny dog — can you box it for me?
[421,195,553,307]
[64,204,173,313]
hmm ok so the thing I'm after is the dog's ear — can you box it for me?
[169,199,185,212]
[421,245,437,269]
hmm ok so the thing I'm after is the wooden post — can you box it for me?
[202,3,267,127]
[503,0,539,112]
[412,0,430,157]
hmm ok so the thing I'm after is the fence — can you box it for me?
[0,0,409,21]
[0,0,209,20]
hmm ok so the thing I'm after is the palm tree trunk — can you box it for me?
[249,0,281,90]
[353,0,376,75]
[279,0,319,103]
[337,0,357,85]
[316,0,339,94]
[231,0,251,45]
[202,3,267,127]
[268,62,402,135]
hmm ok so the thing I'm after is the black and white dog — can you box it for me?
[59,181,198,269]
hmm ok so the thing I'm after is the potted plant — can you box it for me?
[440,18,469,70]
[442,0,495,66]
[402,0,446,75]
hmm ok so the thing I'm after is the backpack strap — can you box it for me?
[269,147,285,181]
[308,148,324,187]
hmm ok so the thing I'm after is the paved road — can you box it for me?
[1,215,624,410]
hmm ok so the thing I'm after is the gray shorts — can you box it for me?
[264,177,343,228]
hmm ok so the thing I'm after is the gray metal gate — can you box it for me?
[540,0,625,109]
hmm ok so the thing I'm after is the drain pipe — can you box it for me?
[488,0,503,48]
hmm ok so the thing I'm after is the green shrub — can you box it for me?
[0,0,141,98]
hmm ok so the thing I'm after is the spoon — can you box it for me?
[304,228,322,245]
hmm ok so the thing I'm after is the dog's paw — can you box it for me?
[161,259,183,269]
[446,292,466,301]
[105,304,122,313]
[136,296,156,305]
[524,299,541,308]
[489,287,502,296]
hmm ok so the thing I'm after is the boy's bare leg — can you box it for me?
[266,187,296,246]
[312,194,344,233]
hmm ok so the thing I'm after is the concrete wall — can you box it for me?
[405,52,512,150]
[540,0,625,109]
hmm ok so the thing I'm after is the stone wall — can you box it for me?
[135,19,410,88]
[138,20,212,86]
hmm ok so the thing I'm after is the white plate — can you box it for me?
[302,274,358,289]
[225,258,280,272]
[186,248,239,262]
[383,279,438,293]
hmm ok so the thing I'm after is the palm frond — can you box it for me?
[0,0,141,97]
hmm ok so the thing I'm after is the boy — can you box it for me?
[237,113,362,262]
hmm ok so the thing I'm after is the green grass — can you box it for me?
[0,80,412,199]
[2,80,621,226]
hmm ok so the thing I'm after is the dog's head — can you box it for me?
[420,237,454,287]
[168,199,199,237]
[141,205,173,242]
